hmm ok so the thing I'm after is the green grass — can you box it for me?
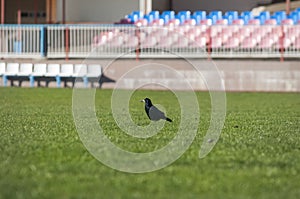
[0,88,299,199]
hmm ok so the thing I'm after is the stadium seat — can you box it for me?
[144,15,154,24]
[288,11,300,24]
[211,36,223,48]
[224,37,240,48]
[151,19,164,26]
[241,37,257,48]
[193,11,206,22]
[264,19,277,25]
[240,11,254,25]
[281,19,294,25]
[199,19,212,26]
[3,63,19,87]
[32,63,47,77]
[248,19,261,25]
[60,64,74,77]
[216,19,228,25]
[31,63,47,87]
[4,63,19,76]
[87,64,102,88]
[158,37,173,48]
[232,19,245,25]
[45,64,61,88]
[149,11,160,20]
[73,64,88,88]
[18,63,34,87]
[192,36,207,48]
[0,62,6,76]
[224,11,238,24]
[135,19,148,27]
[59,64,75,87]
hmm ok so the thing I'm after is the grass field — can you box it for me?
[0,88,299,199]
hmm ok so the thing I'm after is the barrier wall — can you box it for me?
[1,24,300,59]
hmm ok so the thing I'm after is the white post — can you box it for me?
[145,0,152,14]
[139,0,145,13]
[139,0,152,14]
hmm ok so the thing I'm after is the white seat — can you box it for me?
[87,64,102,78]
[32,63,47,77]
[0,63,6,76]
[4,63,19,76]
[18,63,33,76]
[45,64,60,77]
[60,64,74,77]
[73,64,88,77]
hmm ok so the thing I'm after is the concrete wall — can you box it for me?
[56,0,139,23]
[100,59,300,92]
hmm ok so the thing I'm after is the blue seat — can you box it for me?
[258,11,270,24]
[193,11,206,20]
[149,11,160,20]
[270,15,280,25]
[191,15,201,25]
[209,10,222,20]
[295,7,300,12]
[225,11,238,20]
[240,11,253,24]
[178,11,191,20]
[132,11,144,19]
[128,14,138,23]
[224,11,238,25]
[273,11,286,24]
[162,11,175,19]
[144,14,154,23]
[288,11,299,24]
[207,15,218,25]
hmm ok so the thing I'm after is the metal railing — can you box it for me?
[1,24,300,59]
[0,25,44,58]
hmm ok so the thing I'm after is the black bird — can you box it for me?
[141,98,172,122]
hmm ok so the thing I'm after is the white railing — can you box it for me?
[0,25,44,58]
[1,24,300,59]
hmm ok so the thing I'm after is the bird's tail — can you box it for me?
[166,117,172,122]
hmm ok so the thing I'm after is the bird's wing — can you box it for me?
[149,106,165,121]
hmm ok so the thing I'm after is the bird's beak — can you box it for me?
[140,99,145,103]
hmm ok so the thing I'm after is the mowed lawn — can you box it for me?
[0,88,299,199]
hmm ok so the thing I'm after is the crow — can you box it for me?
[141,98,172,122]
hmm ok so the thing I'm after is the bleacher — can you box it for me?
[116,9,300,51]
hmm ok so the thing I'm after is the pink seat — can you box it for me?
[259,37,274,48]
[216,19,228,25]
[232,19,244,25]
[157,37,173,48]
[125,36,138,48]
[281,19,294,25]
[109,36,124,47]
[167,19,180,26]
[135,19,148,27]
[241,37,257,48]
[224,37,240,48]
[293,38,300,48]
[150,19,164,26]
[184,19,197,26]
[199,19,212,26]
[247,19,260,25]
[211,37,223,48]
[190,36,207,48]
[141,36,157,48]
[264,19,277,25]
[173,38,189,48]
